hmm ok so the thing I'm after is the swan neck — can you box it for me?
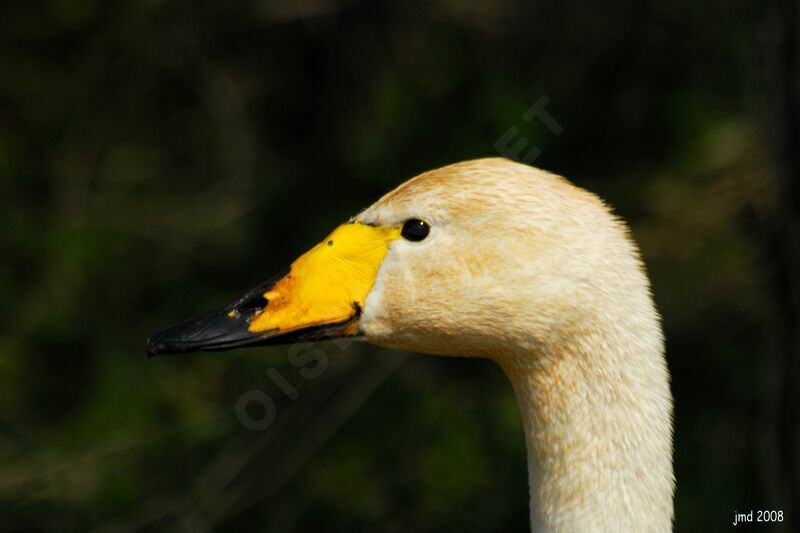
[501,324,674,532]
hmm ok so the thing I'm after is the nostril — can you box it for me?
[236,292,268,316]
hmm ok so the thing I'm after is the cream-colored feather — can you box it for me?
[357,158,674,532]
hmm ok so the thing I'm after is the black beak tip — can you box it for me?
[146,336,164,358]
[145,270,291,359]
[144,307,263,358]
[146,329,194,357]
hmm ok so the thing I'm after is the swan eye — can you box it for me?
[401,219,430,242]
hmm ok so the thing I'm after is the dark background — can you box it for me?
[2,1,798,531]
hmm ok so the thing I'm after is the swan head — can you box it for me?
[147,157,647,365]
[355,158,647,363]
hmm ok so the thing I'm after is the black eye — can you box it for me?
[401,219,430,241]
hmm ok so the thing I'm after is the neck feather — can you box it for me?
[499,310,674,532]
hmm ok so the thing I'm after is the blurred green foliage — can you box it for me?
[0,0,787,531]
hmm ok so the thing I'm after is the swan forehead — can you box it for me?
[354,157,587,229]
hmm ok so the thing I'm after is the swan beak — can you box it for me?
[146,222,400,357]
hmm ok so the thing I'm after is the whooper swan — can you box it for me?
[148,158,674,532]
